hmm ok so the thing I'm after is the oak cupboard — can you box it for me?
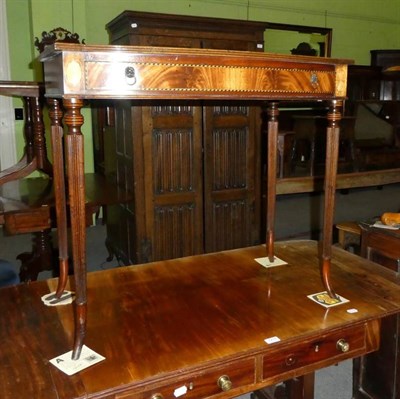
[92,11,269,264]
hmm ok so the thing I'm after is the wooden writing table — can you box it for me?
[0,241,400,399]
[38,43,351,360]
[2,241,400,399]
[27,42,400,397]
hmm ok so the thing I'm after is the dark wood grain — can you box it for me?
[103,13,265,267]
[1,241,400,398]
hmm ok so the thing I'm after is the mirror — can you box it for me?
[264,22,332,57]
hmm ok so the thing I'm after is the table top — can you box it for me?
[0,173,131,214]
[0,80,42,97]
[39,43,351,101]
[1,240,400,399]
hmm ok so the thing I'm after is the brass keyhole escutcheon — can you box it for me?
[217,375,232,391]
[310,73,319,88]
[150,394,163,399]
[336,339,350,353]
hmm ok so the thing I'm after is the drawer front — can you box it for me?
[116,358,255,399]
[262,325,365,380]
[56,49,341,98]
[84,60,336,97]
[4,207,51,234]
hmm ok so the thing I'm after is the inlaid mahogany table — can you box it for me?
[39,43,351,361]
[2,241,400,399]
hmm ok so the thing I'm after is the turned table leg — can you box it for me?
[63,98,87,360]
[321,100,342,298]
[48,99,69,297]
[266,102,278,262]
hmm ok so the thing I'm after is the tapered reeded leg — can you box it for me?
[266,102,279,262]
[63,98,87,360]
[48,98,69,297]
[321,100,342,298]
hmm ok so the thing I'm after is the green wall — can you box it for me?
[5,0,400,171]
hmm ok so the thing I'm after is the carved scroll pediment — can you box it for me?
[34,27,84,53]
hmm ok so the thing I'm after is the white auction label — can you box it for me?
[264,336,281,344]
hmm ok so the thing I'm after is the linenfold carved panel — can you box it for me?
[153,129,194,194]
[213,105,248,116]
[212,128,248,190]
[152,104,193,116]
[211,201,249,251]
[154,204,196,259]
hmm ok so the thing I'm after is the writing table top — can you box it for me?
[39,43,352,101]
[1,240,399,398]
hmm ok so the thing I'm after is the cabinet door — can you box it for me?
[105,101,142,264]
[203,103,261,252]
[141,103,204,262]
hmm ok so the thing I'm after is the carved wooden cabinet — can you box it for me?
[93,11,268,264]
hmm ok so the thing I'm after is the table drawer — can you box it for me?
[4,206,51,234]
[116,358,255,399]
[262,324,365,380]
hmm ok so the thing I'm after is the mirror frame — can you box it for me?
[264,22,332,57]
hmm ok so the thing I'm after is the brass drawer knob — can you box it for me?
[150,394,163,399]
[217,375,232,391]
[336,339,350,353]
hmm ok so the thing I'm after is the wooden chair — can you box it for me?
[290,116,356,176]
[0,81,52,184]
[0,81,58,283]
[0,29,122,286]
[335,221,361,254]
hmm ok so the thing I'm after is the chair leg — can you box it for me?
[18,229,56,282]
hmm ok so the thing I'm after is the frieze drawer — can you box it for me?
[262,324,367,380]
[115,358,255,399]
[49,48,342,98]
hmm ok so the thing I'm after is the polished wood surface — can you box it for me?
[0,173,131,220]
[39,43,350,357]
[2,241,400,399]
[40,43,349,100]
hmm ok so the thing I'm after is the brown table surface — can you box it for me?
[0,173,131,212]
[1,240,400,399]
